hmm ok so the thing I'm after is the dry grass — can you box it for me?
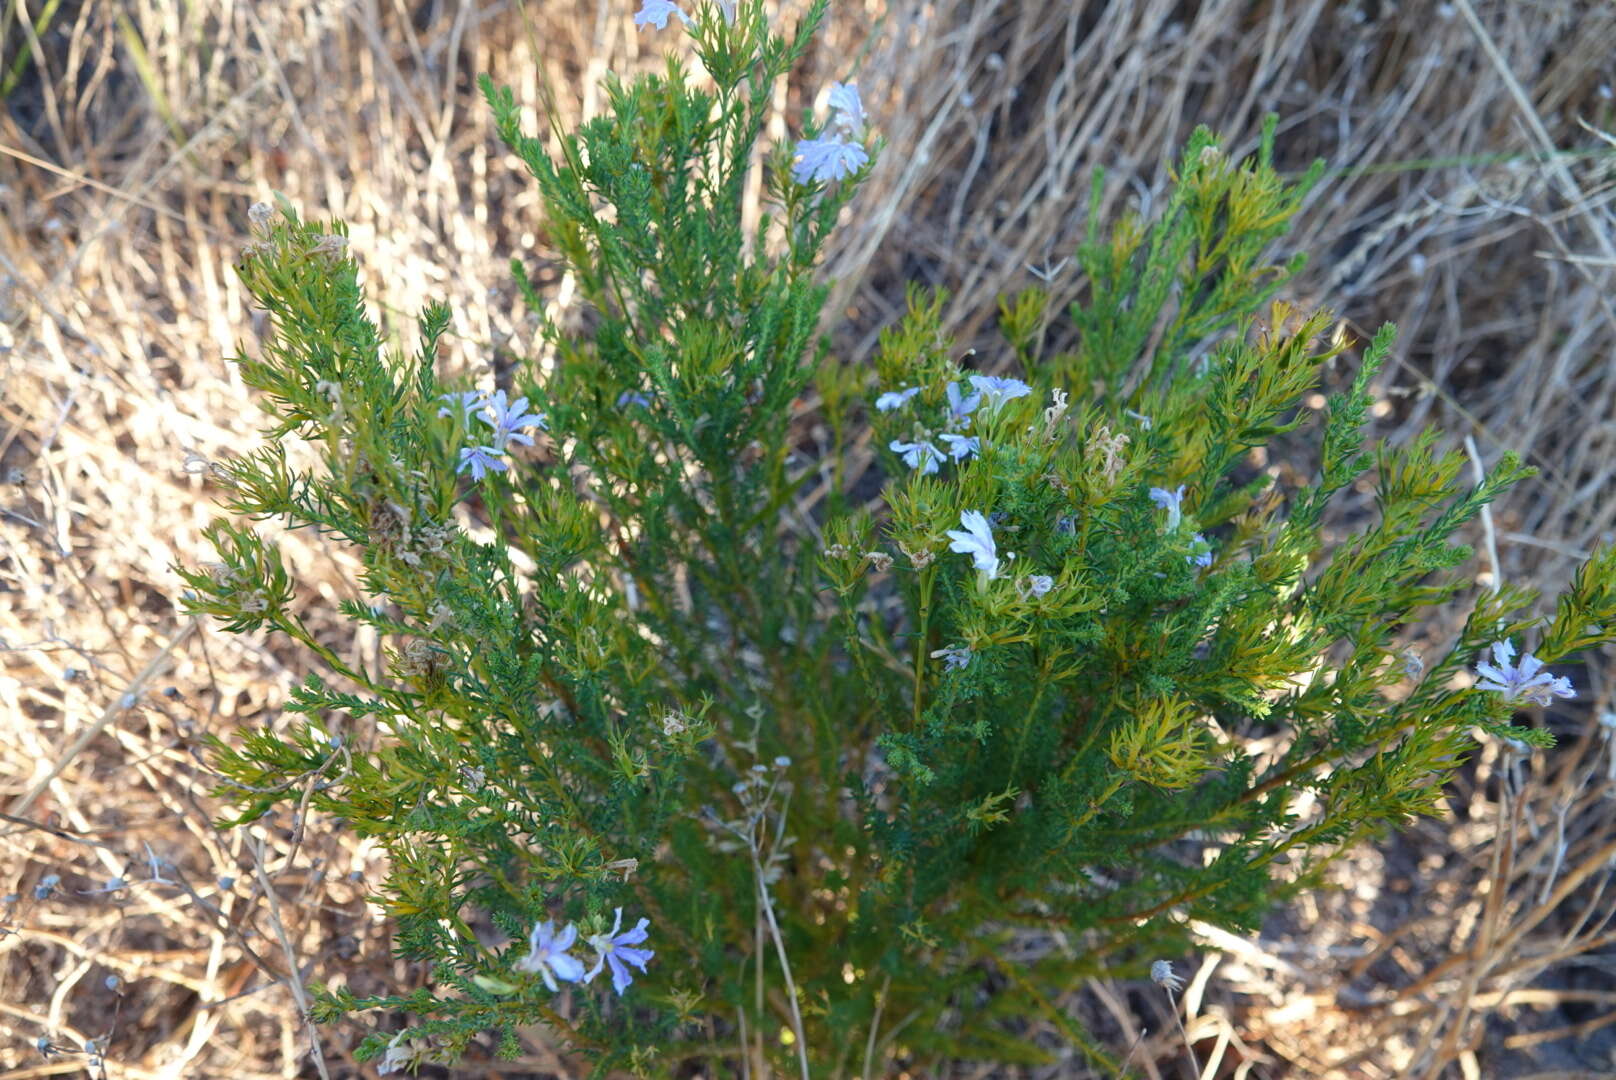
[2,0,1614,1076]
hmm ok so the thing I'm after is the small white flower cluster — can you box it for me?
[792,82,869,185]
[438,389,548,481]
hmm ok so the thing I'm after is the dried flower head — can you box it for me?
[1151,959,1185,993]
[899,540,936,570]
[1085,423,1130,482]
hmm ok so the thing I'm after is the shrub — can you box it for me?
[179,0,1614,1073]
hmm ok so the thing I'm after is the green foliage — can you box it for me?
[180,2,1612,1074]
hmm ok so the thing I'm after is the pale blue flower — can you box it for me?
[946,510,1000,579]
[516,920,587,991]
[1187,533,1214,568]
[1026,574,1054,597]
[1475,640,1574,707]
[1149,485,1186,531]
[967,374,1032,413]
[938,433,980,462]
[584,908,654,995]
[617,390,653,409]
[634,0,692,29]
[945,381,981,426]
[34,873,60,901]
[479,389,547,448]
[792,136,868,184]
[875,386,921,412]
[890,438,944,475]
[827,81,866,135]
[457,445,507,481]
[437,390,484,423]
[930,645,973,671]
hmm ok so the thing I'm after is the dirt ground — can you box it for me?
[2,1,1614,1077]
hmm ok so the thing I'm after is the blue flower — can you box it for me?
[617,390,653,409]
[946,510,1000,579]
[457,445,507,481]
[875,386,921,412]
[1187,533,1214,568]
[827,81,866,136]
[791,136,869,184]
[889,438,944,475]
[633,0,691,29]
[479,389,547,448]
[437,390,485,423]
[930,645,973,670]
[938,433,980,462]
[516,919,587,991]
[945,381,982,426]
[966,374,1032,413]
[1025,574,1054,597]
[1475,640,1574,707]
[584,908,654,995]
[1149,485,1186,531]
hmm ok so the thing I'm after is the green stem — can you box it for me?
[911,566,936,728]
[277,616,378,690]
[1008,652,1054,780]
[1069,776,1125,834]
